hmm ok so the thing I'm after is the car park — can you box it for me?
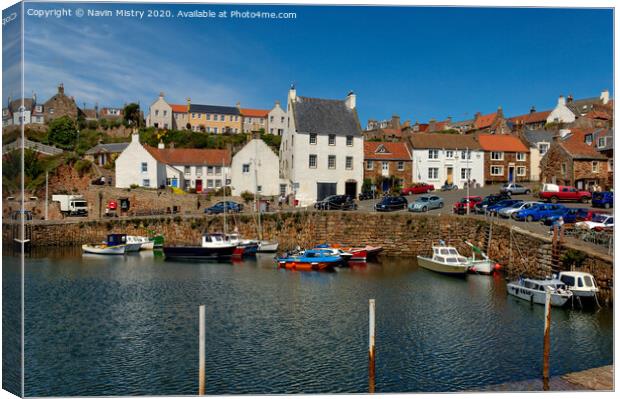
[541,208,589,225]
[453,196,482,215]
[375,196,408,212]
[401,183,435,196]
[204,201,244,214]
[576,214,614,230]
[500,183,531,196]
[474,193,511,214]
[592,191,613,209]
[314,195,357,210]
[513,203,566,222]
[485,199,523,216]
[499,201,542,218]
[408,195,444,212]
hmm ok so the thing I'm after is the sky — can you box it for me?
[2,2,614,125]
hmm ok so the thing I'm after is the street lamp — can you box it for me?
[466,147,470,215]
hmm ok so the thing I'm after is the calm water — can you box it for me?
[3,248,614,396]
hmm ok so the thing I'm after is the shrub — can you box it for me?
[130,184,139,189]
[74,159,92,176]
[240,191,255,204]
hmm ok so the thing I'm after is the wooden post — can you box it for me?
[368,299,376,394]
[44,170,49,220]
[198,305,206,395]
[542,289,551,391]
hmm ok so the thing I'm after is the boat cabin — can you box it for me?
[521,278,567,292]
[557,272,598,292]
[202,233,228,246]
[432,246,468,264]
[107,234,127,246]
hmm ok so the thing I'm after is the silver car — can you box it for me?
[408,195,444,212]
[499,201,543,218]
[500,183,531,196]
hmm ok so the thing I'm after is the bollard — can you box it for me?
[542,289,551,391]
[368,299,376,394]
[198,305,205,395]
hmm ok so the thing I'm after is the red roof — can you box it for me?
[474,112,497,129]
[381,128,403,137]
[144,146,231,166]
[559,129,606,159]
[477,134,529,152]
[585,110,611,120]
[240,108,269,118]
[364,141,411,160]
[508,110,551,124]
[170,104,187,113]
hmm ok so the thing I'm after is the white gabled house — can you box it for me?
[409,133,485,188]
[115,133,231,192]
[279,87,364,206]
[230,137,286,197]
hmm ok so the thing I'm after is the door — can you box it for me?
[381,161,389,177]
[317,182,337,201]
[171,178,178,188]
[446,167,453,185]
[345,181,357,198]
[508,166,515,182]
[196,179,203,192]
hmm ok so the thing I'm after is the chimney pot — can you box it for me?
[530,105,536,114]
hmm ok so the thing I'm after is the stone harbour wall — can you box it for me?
[4,211,613,304]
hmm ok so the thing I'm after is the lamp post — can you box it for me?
[466,147,470,215]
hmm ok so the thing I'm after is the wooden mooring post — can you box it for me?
[542,289,551,391]
[368,299,376,394]
[198,305,206,395]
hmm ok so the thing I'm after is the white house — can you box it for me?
[145,92,173,129]
[409,133,485,188]
[115,133,231,192]
[279,87,364,206]
[521,130,554,181]
[546,90,611,124]
[267,100,288,136]
[230,138,285,197]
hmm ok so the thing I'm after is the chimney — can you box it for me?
[390,114,400,128]
[131,133,140,143]
[236,102,241,109]
[558,95,566,106]
[158,140,165,149]
[58,83,64,95]
[186,97,191,112]
[159,91,165,99]
[530,105,536,114]
[601,89,610,105]
[446,116,452,124]
[497,106,503,118]
[474,112,481,119]
[345,91,356,110]
[32,92,36,103]
[288,84,297,102]
[567,94,573,103]
[275,100,280,107]
[7,96,11,107]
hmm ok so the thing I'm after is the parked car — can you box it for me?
[539,183,591,203]
[541,208,589,225]
[204,201,244,214]
[592,191,613,209]
[358,191,379,201]
[498,201,542,218]
[485,199,523,216]
[453,196,482,215]
[575,214,614,230]
[576,209,607,222]
[375,196,408,212]
[314,195,357,210]
[408,195,444,212]
[440,183,458,191]
[474,193,511,214]
[513,203,566,222]
[401,183,435,196]
[500,183,532,196]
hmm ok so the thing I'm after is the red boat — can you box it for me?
[320,244,383,262]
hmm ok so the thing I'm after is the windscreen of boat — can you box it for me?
[560,275,575,287]
[583,275,595,287]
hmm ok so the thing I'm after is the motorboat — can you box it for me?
[108,234,142,252]
[163,233,237,261]
[318,244,383,262]
[507,277,573,307]
[257,240,279,253]
[416,243,471,276]
[557,271,599,298]
[127,235,154,250]
[276,249,341,271]
[313,244,354,262]
[81,243,126,255]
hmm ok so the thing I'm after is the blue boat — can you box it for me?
[276,249,342,271]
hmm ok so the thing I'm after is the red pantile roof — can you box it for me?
[477,134,529,152]
[585,110,611,120]
[474,112,497,129]
[381,128,403,137]
[508,110,551,124]
[240,108,269,118]
[144,146,231,166]
[170,104,188,113]
[364,141,411,160]
[559,129,607,160]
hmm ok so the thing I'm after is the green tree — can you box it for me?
[123,103,142,127]
[47,116,78,149]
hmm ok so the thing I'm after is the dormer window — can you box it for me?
[598,137,606,148]
[585,134,593,145]
[376,145,389,154]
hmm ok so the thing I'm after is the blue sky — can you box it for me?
[4,2,614,125]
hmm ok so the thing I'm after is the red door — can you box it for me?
[196,179,203,192]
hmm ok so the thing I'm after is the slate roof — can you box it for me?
[8,98,34,113]
[558,128,606,160]
[565,97,601,116]
[364,142,411,160]
[521,130,555,146]
[508,110,551,124]
[144,146,231,166]
[409,133,482,150]
[291,96,361,136]
[593,128,613,152]
[85,142,129,155]
[189,104,240,115]
[477,134,529,152]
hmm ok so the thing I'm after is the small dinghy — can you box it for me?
[507,277,573,307]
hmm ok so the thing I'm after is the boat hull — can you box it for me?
[82,244,126,255]
[277,260,336,271]
[469,260,494,274]
[124,243,143,252]
[257,241,279,253]
[416,256,469,276]
[507,283,572,306]
[163,245,236,261]
[140,241,155,251]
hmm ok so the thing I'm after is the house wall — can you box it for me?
[528,141,551,181]
[267,102,288,136]
[172,112,188,130]
[483,151,530,183]
[115,134,163,188]
[364,159,412,186]
[242,116,267,133]
[231,139,282,196]
[411,149,485,188]
[146,96,173,129]
[189,112,242,133]
[170,164,230,192]
[547,97,576,124]
[573,159,609,190]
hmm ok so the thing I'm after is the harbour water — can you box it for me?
[3,248,613,396]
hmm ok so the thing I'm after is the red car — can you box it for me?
[576,209,610,222]
[539,184,591,204]
[453,196,483,215]
[401,183,435,196]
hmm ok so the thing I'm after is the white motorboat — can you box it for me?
[257,240,279,253]
[416,243,471,276]
[557,271,599,298]
[507,277,573,307]
[464,241,497,274]
[127,235,154,250]
[81,243,126,255]
[107,233,142,252]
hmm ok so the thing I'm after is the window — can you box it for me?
[608,159,613,172]
[366,160,374,170]
[184,166,191,175]
[428,149,439,159]
[428,167,439,180]
[270,116,274,122]
[517,166,526,176]
[490,165,504,176]
[207,180,214,189]
[242,164,250,173]
[280,184,287,196]
[598,137,606,148]
[142,179,150,187]
[460,168,471,179]
[516,153,527,162]
[397,161,405,171]
[215,166,222,175]
[155,110,159,116]
[257,185,262,192]
[310,133,317,144]
[561,163,567,176]
[592,161,599,173]
[346,136,353,146]
[328,155,336,169]
[445,150,454,159]
[539,143,549,155]
[309,154,317,168]
[346,156,353,170]
[382,161,389,172]
[214,127,218,134]
[215,180,222,188]
[491,151,504,160]
[328,134,336,145]
[196,167,203,177]
[141,162,148,172]
[281,116,285,123]
[163,110,167,116]
[585,134,593,145]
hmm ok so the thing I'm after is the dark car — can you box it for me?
[204,201,244,214]
[358,191,379,201]
[474,193,511,214]
[374,196,408,212]
[592,191,613,209]
[541,208,589,225]
[314,195,357,210]
[485,199,523,216]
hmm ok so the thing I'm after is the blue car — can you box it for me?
[514,203,566,222]
[204,201,244,214]
[485,199,523,215]
[592,192,613,209]
[541,208,588,225]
